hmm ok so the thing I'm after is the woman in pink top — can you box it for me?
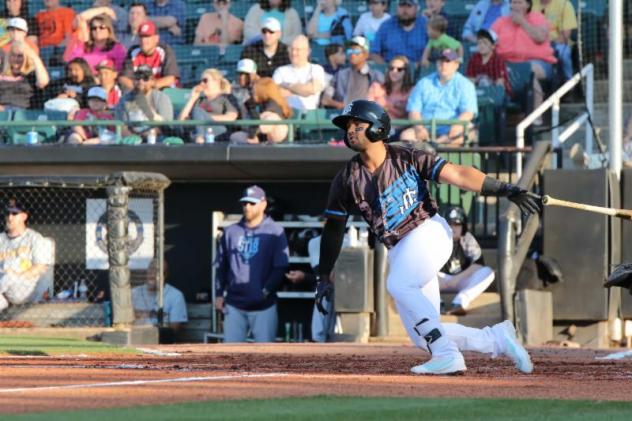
[367,55,415,138]
[63,13,127,74]
[492,0,555,118]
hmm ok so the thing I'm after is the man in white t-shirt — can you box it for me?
[132,259,188,333]
[273,35,325,111]
[353,0,391,42]
[0,199,53,311]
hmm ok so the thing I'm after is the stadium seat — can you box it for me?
[119,135,143,145]
[162,137,185,145]
[476,85,507,145]
[163,88,192,117]
[310,43,327,65]
[10,110,60,144]
[506,62,534,113]
[432,151,482,214]
[219,44,244,65]
[47,66,65,81]
[299,108,338,143]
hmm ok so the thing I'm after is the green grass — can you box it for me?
[0,336,138,356]
[5,397,632,420]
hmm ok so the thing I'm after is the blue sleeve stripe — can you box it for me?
[324,209,348,217]
[431,158,447,181]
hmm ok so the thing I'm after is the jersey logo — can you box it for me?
[380,166,422,231]
[237,234,260,261]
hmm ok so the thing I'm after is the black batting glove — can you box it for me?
[505,185,542,216]
[481,176,542,216]
[315,274,334,315]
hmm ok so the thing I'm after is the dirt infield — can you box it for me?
[1,343,632,414]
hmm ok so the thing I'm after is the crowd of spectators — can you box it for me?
[0,0,607,147]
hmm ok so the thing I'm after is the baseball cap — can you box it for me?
[261,17,281,33]
[236,58,257,74]
[138,20,157,37]
[438,48,461,62]
[347,36,369,52]
[7,17,28,33]
[87,86,107,102]
[6,198,27,214]
[398,0,419,5]
[476,28,498,44]
[239,185,266,204]
[446,206,465,225]
[96,59,116,71]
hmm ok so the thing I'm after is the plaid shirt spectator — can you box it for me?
[465,51,511,97]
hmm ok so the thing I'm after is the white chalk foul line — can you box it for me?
[0,372,288,393]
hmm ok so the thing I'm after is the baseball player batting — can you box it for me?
[315,100,539,375]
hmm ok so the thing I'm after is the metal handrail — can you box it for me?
[498,140,552,322]
[1,117,471,144]
[515,64,594,177]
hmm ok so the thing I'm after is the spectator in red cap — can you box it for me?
[146,0,186,45]
[64,13,127,74]
[96,59,122,109]
[35,0,75,48]
[119,20,179,91]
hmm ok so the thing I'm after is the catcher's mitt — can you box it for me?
[604,263,632,293]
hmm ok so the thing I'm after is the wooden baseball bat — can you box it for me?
[542,195,632,220]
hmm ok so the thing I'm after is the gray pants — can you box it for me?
[223,303,278,343]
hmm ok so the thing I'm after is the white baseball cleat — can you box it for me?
[410,353,466,375]
[499,320,534,374]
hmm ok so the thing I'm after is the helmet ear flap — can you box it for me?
[366,123,385,142]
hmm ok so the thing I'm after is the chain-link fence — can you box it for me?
[0,173,169,329]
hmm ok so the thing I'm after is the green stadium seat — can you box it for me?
[162,137,185,145]
[299,108,338,142]
[119,135,143,145]
[0,111,12,144]
[164,88,192,117]
[506,62,533,112]
[10,110,61,144]
[310,43,327,65]
[219,44,244,64]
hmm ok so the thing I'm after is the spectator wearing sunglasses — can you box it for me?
[367,55,415,124]
[243,0,302,46]
[64,13,127,74]
[178,68,238,143]
[146,0,186,45]
[119,20,179,91]
[321,36,382,110]
[194,0,243,46]
[241,17,289,78]
[114,65,174,142]
[352,0,390,43]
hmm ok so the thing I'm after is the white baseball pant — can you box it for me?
[439,264,496,310]
[0,273,38,312]
[387,214,507,358]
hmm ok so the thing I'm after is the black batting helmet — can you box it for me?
[332,100,391,143]
[444,205,467,232]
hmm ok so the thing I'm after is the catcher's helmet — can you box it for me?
[444,205,468,233]
[332,100,391,143]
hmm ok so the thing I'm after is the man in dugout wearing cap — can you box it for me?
[0,199,53,312]
[214,186,289,343]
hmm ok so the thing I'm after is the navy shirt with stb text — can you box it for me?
[215,216,289,311]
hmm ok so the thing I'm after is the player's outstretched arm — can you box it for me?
[315,217,347,314]
[438,163,542,215]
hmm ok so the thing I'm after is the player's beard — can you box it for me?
[346,135,369,152]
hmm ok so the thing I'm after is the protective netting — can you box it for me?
[0,173,168,328]
[0,1,619,145]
